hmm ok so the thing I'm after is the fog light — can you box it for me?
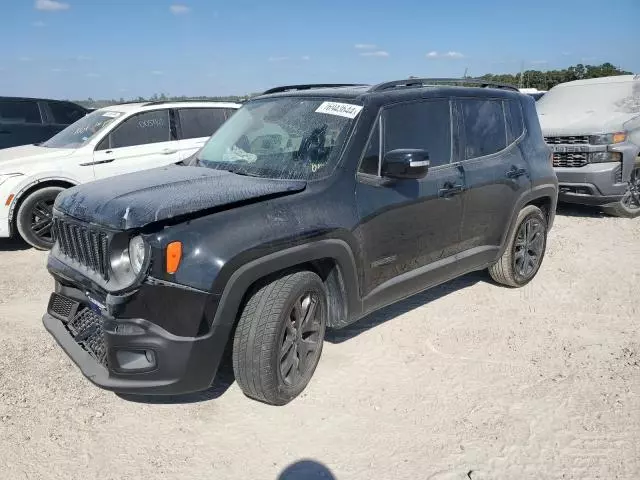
[115,349,156,371]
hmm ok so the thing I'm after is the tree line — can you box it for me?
[76,62,632,107]
[479,62,632,91]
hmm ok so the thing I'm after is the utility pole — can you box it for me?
[519,61,524,88]
[463,67,468,79]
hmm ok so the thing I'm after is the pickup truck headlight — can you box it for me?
[589,132,626,145]
[110,235,148,289]
[589,152,622,163]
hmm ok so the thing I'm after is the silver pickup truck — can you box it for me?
[537,75,640,217]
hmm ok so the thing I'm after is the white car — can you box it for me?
[0,100,240,249]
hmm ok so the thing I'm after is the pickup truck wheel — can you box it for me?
[232,271,327,405]
[489,205,547,288]
[16,186,64,250]
[602,167,640,218]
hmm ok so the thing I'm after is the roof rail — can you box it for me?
[262,84,366,95]
[371,78,519,92]
[143,99,234,106]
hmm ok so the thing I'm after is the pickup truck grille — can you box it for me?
[545,135,590,145]
[52,218,110,280]
[553,152,588,168]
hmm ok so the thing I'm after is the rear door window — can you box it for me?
[459,98,506,159]
[382,99,452,168]
[49,102,86,125]
[0,100,42,124]
[109,109,172,148]
[178,108,227,139]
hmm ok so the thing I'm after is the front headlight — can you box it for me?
[589,132,627,145]
[109,234,148,290]
[129,235,146,275]
[589,152,622,163]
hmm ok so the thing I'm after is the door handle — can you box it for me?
[439,183,465,198]
[161,148,178,155]
[0,130,10,134]
[506,166,527,179]
[79,158,115,166]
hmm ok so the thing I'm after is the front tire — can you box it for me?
[232,271,327,405]
[602,167,640,218]
[16,186,64,250]
[489,205,548,287]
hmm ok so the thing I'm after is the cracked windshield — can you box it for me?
[196,98,359,180]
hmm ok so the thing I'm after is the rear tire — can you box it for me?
[489,205,548,288]
[601,167,640,218]
[232,271,327,405]
[16,186,64,250]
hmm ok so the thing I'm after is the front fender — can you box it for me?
[209,239,362,332]
[7,173,79,220]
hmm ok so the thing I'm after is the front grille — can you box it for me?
[553,152,588,168]
[545,135,589,145]
[67,308,108,366]
[52,218,110,280]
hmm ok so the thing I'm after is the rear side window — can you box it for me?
[109,110,171,148]
[49,102,86,125]
[0,100,41,124]
[505,99,524,143]
[178,108,227,139]
[383,100,452,167]
[459,98,506,159]
[359,119,381,175]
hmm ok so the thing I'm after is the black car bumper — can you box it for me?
[43,288,229,395]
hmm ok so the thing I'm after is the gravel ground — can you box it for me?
[0,205,638,480]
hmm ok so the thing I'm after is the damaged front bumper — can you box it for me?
[43,279,229,396]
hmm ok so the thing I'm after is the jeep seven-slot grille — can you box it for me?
[544,135,590,145]
[52,218,110,280]
[553,152,588,168]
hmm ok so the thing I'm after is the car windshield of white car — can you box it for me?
[196,98,362,180]
[42,110,123,149]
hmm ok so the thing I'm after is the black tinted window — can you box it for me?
[0,100,41,124]
[383,100,451,167]
[49,102,86,125]
[178,108,227,139]
[359,119,380,175]
[110,110,171,148]
[505,99,524,144]
[460,99,506,159]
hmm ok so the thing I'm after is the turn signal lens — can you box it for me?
[5,194,14,206]
[166,241,182,274]
[612,132,626,144]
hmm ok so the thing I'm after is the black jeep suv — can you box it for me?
[43,79,558,405]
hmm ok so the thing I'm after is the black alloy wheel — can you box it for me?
[279,292,323,387]
[513,216,546,280]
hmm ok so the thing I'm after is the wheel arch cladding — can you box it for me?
[10,179,75,229]
[211,240,361,334]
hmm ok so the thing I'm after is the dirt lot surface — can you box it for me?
[0,206,638,480]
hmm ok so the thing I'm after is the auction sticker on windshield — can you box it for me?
[102,111,121,118]
[315,102,363,119]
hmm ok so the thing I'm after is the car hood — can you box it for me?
[0,144,75,172]
[538,110,638,136]
[54,165,307,230]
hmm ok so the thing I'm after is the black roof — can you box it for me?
[254,78,522,104]
[0,95,82,103]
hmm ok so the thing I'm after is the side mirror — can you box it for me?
[381,149,430,180]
